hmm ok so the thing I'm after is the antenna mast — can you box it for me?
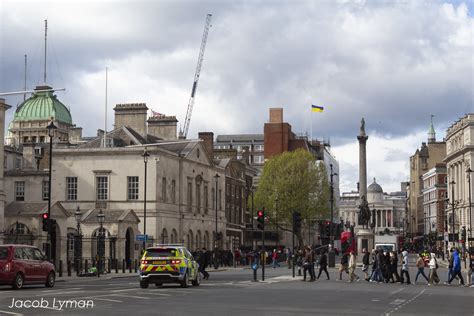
[180,14,212,139]
[43,19,48,84]
[24,54,27,101]
[104,67,108,148]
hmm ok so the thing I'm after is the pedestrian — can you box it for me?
[447,248,454,282]
[400,250,411,285]
[339,252,349,281]
[362,248,370,281]
[317,249,330,280]
[198,248,210,280]
[389,251,400,283]
[428,252,439,286]
[414,253,429,284]
[446,248,464,285]
[272,249,280,268]
[302,246,315,282]
[348,250,360,282]
[467,250,473,287]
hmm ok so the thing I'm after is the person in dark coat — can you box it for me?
[317,249,330,280]
[197,248,210,280]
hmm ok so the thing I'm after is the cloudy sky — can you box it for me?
[1,0,473,193]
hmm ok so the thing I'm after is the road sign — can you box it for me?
[136,234,148,241]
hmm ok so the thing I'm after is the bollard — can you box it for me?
[115,259,118,274]
[108,259,111,274]
[134,259,138,273]
[67,261,71,277]
[122,259,126,273]
[129,259,132,273]
[76,259,80,276]
[85,259,88,273]
[59,260,63,277]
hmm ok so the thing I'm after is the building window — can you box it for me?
[96,176,108,200]
[171,180,176,204]
[42,181,49,201]
[127,176,139,200]
[196,184,201,213]
[254,144,264,152]
[204,185,208,214]
[254,155,264,164]
[15,181,25,201]
[15,157,22,169]
[66,177,78,201]
[40,136,45,143]
[162,177,167,202]
[187,182,193,212]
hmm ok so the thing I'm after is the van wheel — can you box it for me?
[45,272,55,288]
[12,273,24,290]
[180,272,188,288]
[140,280,149,289]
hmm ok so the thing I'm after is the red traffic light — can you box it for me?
[42,213,49,219]
[257,210,264,217]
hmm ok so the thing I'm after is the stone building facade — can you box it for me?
[408,121,446,235]
[444,113,474,246]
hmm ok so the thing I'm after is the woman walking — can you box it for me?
[428,252,439,285]
[414,253,429,284]
[317,249,330,280]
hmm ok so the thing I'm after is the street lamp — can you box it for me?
[46,119,57,262]
[274,195,279,249]
[142,148,150,251]
[329,164,338,244]
[251,186,255,251]
[74,207,82,275]
[449,180,456,247]
[97,209,105,276]
[214,173,220,269]
[467,168,473,248]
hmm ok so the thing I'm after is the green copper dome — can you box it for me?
[14,86,72,124]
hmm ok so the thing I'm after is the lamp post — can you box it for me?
[214,173,220,269]
[142,148,150,251]
[97,209,105,277]
[74,207,82,275]
[467,168,473,247]
[251,186,255,251]
[274,195,279,249]
[449,180,455,247]
[46,119,57,262]
[329,164,338,244]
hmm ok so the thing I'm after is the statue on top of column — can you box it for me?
[359,118,366,136]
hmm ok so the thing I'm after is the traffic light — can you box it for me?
[42,213,49,232]
[257,210,265,230]
[292,212,302,233]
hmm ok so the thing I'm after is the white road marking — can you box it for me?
[143,292,172,297]
[111,288,139,293]
[107,294,149,300]
[0,310,24,316]
[372,299,380,302]
[390,288,404,295]
[41,287,82,293]
[384,289,426,316]
[390,299,406,305]
[92,298,123,303]
[37,290,85,296]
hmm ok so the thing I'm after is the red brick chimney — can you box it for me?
[198,132,214,159]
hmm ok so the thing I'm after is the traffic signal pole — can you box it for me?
[261,207,265,281]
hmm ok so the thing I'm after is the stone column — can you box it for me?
[358,118,368,200]
[0,98,11,243]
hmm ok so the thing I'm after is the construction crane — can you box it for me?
[180,13,212,139]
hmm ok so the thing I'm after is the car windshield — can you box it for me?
[0,247,8,260]
[146,248,178,257]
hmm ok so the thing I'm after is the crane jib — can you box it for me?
[191,81,197,98]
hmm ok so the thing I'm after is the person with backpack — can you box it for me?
[428,252,440,285]
[446,248,464,285]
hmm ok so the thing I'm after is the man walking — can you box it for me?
[272,249,280,268]
[339,252,350,281]
[362,248,370,281]
[348,251,360,282]
[400,250,411,285]
[446,248,464,285]
[317,249,330,280]
[198,248,210,280]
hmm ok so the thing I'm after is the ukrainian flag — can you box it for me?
[311,105,324,112]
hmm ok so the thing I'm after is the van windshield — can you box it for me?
[0,247,8,260]
[145,248,178,258]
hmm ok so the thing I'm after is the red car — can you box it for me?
[0,244,56,290]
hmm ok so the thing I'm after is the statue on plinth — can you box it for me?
[358,195,371,229]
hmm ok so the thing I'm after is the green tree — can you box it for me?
[254,149,330,247]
